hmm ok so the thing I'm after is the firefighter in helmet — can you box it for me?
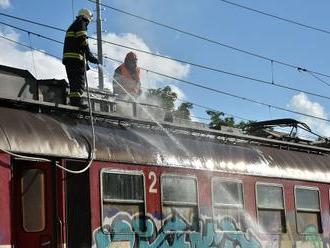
[63,8,99,109]
[113,52,142,97]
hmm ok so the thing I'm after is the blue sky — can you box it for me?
[0,0,330,137]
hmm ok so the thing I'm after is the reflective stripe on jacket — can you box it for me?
[65,31,88,38]
[63,52,84,61]
[69,91,82,98]
[62,17,89,64]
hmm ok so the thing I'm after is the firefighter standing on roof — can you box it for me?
[63,8,99,109]
[113,52,142,97]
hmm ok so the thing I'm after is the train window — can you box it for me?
[212,178,245,231]
[21,169,46,232]
[256,184,286,233]
[101,170,146,233]
[295,187,322,234]
[161,175,199,231]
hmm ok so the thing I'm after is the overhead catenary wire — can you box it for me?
[86,0,330,82]
[181,99,250,122]
[0,12,66,32]
[0,20,63,45]
[1,11,330,83]
[139,85,250,122]
[1,31,330,123]
[174,95,250,122]
[92,67,245,122]
[0,33,62,60]
[0,32,241,124]
[217,0,330,36]
[1,20,329,102]
[307,71,330,87]
[0,11,327,164]
[102,56,330,123]
[102,43,330,101]
[0,13,328,141]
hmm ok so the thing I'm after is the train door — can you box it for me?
[13,160,55,248]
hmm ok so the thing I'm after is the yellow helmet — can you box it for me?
[78,8,93,22]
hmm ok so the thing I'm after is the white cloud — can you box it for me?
[0,29,68,80]
[0,0,10,8]
[0,29,190,98]
[288,93,330,137]
[0,28,191,118]
[97,32,190,92]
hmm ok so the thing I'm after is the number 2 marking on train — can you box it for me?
[148,171,157,193]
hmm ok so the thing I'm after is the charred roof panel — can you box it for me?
[0,106,329,183]
[0,107,88,158]
[0,65,38,100]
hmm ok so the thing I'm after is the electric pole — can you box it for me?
[95,0,104,89]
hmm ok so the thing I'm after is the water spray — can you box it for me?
[97,64,191,156]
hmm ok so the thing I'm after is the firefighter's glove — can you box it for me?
[89,56,99,64]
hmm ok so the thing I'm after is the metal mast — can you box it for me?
[95,0,104,89]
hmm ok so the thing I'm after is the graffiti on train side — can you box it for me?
[93,213,261,248]
[300,225,323,248]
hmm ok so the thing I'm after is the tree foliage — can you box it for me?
[147,86,254,126]
[173,102,193,120]
[147,86,177,110]
[206,110,254,130]
[148,86,193,120]
[235,120,256,130]
[206,110,228,129]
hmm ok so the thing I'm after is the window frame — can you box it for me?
[100,168,147,233]
[21,168,46,233]
[160,173,200,230]
[211,177,245,232]
[255,182,287,234]
[294,185,322,234]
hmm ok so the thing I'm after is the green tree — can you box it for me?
[206,110,239,129]
[206,110,225,129]
[224,116,235,127]
[173,102,193,120]
[234,120,256,129]
[206,110,255,131]
[147,86,177,110]
[148,86,194,121]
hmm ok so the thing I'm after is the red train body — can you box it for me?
[0,65,330,248]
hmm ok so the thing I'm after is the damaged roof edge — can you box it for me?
[0,105,330,183]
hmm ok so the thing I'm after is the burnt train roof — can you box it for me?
[0,101,330,183]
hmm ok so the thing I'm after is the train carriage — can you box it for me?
[0,65,330,248]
